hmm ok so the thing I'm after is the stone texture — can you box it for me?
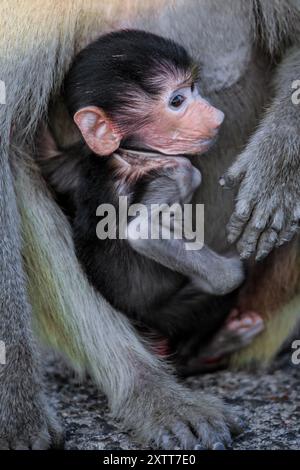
[45,354,300,450]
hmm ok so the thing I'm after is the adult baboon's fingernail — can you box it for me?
[212,442,226,450]
[194,444,206,450]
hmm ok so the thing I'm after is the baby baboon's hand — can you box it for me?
[220,114,300,261]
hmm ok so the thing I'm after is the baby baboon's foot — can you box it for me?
[0,393,64,450]
[223,308,264,347]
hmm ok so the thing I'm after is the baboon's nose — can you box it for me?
[211,109,225,129]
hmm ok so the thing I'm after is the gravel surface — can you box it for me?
[45,354,300,450]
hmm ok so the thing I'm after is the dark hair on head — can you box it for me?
[64,29,195,125]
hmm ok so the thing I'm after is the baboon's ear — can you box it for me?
[74,106,122,156]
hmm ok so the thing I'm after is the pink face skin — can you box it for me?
[133,82,225,155]
[73,79,224,158]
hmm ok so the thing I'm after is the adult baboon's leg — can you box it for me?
[14,150,241,449]
[0,135,63,450]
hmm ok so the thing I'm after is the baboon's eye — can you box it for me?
[169,94,185,109]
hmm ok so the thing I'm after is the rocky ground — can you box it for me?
[45,354,300,450]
